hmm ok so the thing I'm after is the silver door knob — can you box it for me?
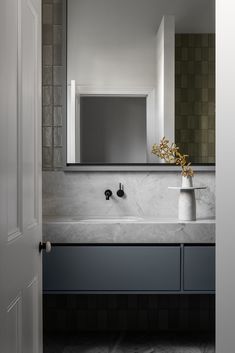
[39,241,52,253]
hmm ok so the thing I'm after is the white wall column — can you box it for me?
[155,16,175,160]
[216,0,235,351]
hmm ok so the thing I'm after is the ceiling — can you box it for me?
[68,0,215,34]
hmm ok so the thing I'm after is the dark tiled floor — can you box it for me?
[44,332,215,353]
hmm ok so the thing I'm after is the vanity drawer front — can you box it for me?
[183,246,215,291]
[43,246,181,292]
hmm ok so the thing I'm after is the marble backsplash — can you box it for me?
[42,171,215,220]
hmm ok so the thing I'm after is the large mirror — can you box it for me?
[66,0,215,166]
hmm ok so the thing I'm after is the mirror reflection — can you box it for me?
[66,0,215,165]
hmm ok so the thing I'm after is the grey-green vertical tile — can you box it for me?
[175,47,182,60]
[202,102,209,115]
[175,34,181,47]
[188,34,195,47]
[43,127,53,147]
[43,147,53,168]
[43,106,53,126]
[208,102,215,115]
[181,35,188,47]
[175,88,181,102]
[43,66,53,85]
[195,48,202,61]
[195,35,202,47]
[53,45,62,65]
[54,147,63,168]
[175,62,181,75]
[202,34,209,47]
[53,86,62,105]
[188,47,195,60]
[181,47,188,61]
[43,4,53,24]
[195,62,202,74]
[209,47,215,61]
[53,3,63,24]
[194,102,202,115]
[208,74,215,88]
[202,75,209,88]
[53,25,62,44]
[42,24,53,44]
[175,129,181,142]
[43,86,53,106]
[181,75,188,88]
[209,34,215,47]
[200,116,209,129]
[188,116,198,130]
[175,103,181,115]
[209,61,215,74]
[202,61,209,74]
[208,116,215,129]
[208,156,215,163]
[208,143,215,157]
[187,61,195,74]
[53,66,63,85]
[181,102,192,115]
[208,129,215,143]
[201,89,209,102]
[187,89,195,102]
[202,47,209,60]
[54,127,63,146]
[54,106,63,126]
[43,45,53,66]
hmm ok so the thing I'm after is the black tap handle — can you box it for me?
[117,183,124,197]
[104,189,112,200]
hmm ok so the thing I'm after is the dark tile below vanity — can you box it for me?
[44,332,215,353]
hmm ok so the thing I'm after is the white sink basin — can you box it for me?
[44,216,215,224]
[77,216,144,223]
[43,216,216,244]
[44,216,145,223]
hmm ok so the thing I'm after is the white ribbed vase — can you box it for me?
[181,175,193,187]
[178,176,196,221]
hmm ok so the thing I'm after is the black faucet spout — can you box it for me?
[104,189,112,200]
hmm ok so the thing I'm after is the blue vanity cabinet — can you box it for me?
[43,244,215,293]
[43,245,181,292]
[183,245,215,292]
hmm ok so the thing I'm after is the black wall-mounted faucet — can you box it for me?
[117,183,124,198]
[104,189,112,200]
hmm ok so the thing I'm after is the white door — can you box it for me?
[0,0,42,352]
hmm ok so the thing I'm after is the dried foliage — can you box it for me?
[152,137,194,177]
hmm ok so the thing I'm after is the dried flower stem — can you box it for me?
[152,137,194,177]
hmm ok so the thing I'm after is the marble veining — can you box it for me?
[43,218,215,243]
[42,171,215,220]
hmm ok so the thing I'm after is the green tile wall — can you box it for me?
[175,34,215,164]
[42,0,64,170]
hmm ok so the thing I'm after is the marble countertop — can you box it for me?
[43,216,215,244]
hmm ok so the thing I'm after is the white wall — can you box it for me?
[155,16,175,150]
[67,0,156,87]
[67,0,214,87]
[216,0,235,352]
